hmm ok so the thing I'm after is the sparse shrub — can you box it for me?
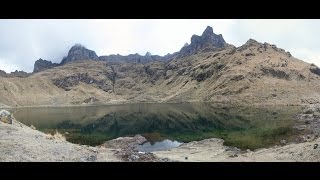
[47,130,66,141]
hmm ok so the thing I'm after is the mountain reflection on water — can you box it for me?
[11,103,301,150]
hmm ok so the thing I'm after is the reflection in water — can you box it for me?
[136,139,183,152]
[9,103,302,150]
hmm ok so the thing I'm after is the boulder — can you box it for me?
[0,110,14,124]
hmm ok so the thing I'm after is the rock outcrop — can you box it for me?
[0,110,14,124]
[52,73,113,92]
[310,64,320,76]
[33,58,59,73]
[9,70,29,78]
[0,69,30,78]
[0,70,7,77]
[60,44,99,65]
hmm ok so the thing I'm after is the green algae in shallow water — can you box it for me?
[11,103,302,150]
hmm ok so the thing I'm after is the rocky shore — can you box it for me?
[1,108,320,162]
[154,136,320,162]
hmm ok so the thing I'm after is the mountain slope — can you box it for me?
[1,26,320,107]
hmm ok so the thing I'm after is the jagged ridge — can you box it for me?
[31,26,228,73]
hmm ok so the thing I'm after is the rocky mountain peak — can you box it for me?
[245,39,259,45]
[60,44,99,65]
[202,26,214,37]
[199,26,226,47]
[180,26,227,56]
[237,39,262,50]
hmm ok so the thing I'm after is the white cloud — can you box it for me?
[290,48,320,66]
[228,19,320,66]
[0,57,20,73]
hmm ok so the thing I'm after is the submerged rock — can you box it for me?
[0,110,14,124]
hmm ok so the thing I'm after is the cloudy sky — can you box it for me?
[0,19,320,73]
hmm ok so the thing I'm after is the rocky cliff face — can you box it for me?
[33,58,59,73]
[60,44,99,65]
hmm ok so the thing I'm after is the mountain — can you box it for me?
[33,26,227,70]
[2,26,320,107]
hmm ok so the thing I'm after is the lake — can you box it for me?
[7,103,302,151]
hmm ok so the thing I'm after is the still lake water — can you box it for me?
[8,103,302,151]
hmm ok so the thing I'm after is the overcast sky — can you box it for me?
[0,19,320,73]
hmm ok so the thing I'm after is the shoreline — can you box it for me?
[0,101,304,109]
[1,103,319,162]
[1,116,320,162]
